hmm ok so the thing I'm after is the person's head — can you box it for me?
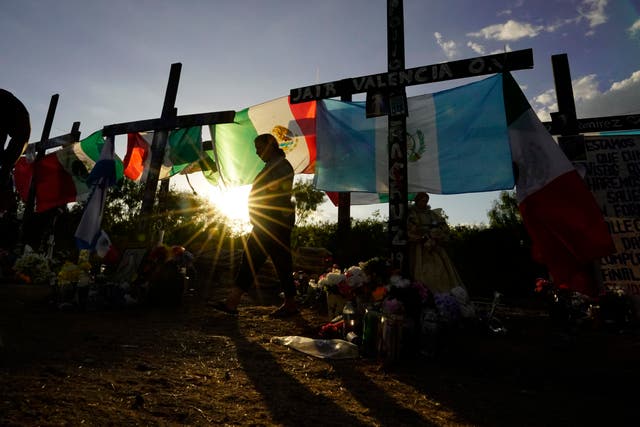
[254,133,279,162]
[414,192,429,207]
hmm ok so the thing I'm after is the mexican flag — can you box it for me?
[317,72,614,295]
[123,126,202,182]
[504,72,615,296]
[14,130,124,213]
[208,96,316,187]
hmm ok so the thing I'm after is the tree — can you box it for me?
[81,178,226,251]
[487,190,521,228]
[157,183,226,250]
[292,178,326,225]
[101,179,145,230]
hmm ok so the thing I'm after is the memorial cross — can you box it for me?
[543,53,640,295]
[290,0,533,276]
[23,94,81,223]
[101,63,235,243]
[543,54,640,137]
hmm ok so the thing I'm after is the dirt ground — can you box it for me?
[1,276,639,427]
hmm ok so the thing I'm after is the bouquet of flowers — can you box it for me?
[13,251,52,285]
[318,271,349,318]
[57,262,82,289]
[382,274,431,318]
[318,271,348,296]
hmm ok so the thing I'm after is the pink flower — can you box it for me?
[382,298,403,314]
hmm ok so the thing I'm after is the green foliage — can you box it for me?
[447,223,544,299]
[293,179,326,225]
[62,180,545,299]
[292,216,389,269]
[157,185,226,250]
[487,190,521,228]
[292,220,336,249]
[346,217,389,265]
[101,179,145,234]
[89,179,227,252]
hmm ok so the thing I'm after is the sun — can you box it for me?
[205,184,252,229]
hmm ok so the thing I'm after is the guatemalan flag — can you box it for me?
[316,72,614,295]
[208,96,316,187]
[314,74,513,195]
[74,134,117,252]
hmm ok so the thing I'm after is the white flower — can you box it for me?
[389,274,410,288]
[318,272,347,287]
[345,266,366,288]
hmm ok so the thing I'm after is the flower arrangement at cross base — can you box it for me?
[13,250,52,285]
[55,249,93,307]
[318,269,349,318]
[535,278,636,332]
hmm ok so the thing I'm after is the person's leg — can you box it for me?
[268,227,298,315]
[219,231,268,311]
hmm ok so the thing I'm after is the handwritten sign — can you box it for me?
[582,135,640,294]
[583,135,640,218]
[602,218,640,293]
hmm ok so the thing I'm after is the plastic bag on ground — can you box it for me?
[271,336,359,359]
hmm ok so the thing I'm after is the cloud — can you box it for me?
[466,41,486,55]
[628,19,640,37]
[572,74,601,101]
[434,32,458,59]
[489,44,512,54]
[532,70,640,121]
[468,0,609,46]
[467,20,545,41]
[610,70,640,91]
[532,88,558,121]
[577,72,640,117]
[577,0,608,29]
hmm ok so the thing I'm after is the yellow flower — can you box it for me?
[78,262,92,271]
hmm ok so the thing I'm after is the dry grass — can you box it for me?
[1,281,638,427]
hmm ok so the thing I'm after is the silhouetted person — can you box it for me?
[0,88,30,216]
[212,133,298,317]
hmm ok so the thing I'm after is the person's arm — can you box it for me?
[0,90,31,182]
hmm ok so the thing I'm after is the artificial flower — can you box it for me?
[14,252,52,285]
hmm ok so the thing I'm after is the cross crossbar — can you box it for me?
[290,48,533,104]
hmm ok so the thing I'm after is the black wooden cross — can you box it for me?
[102,63,235,244]
[543,54,640,137]
[23,94,81,225]
[290,0,533,276]
[543,53,640,295]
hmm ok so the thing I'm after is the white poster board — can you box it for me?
[582,135,640,295]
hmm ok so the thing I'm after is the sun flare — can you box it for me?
[205,184,252,229]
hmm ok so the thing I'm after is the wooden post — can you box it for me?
[336,94,352,267]
[24,94,58,218]
[100,63,234,248]
[139,63,181,242]
[551,54,578,137]
[387,0,409,277]
[289,6,534,279]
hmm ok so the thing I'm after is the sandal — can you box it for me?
[208,301,239,316]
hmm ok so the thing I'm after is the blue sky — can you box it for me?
[2,0,639,225]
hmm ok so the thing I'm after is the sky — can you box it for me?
[2,0,639,226]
